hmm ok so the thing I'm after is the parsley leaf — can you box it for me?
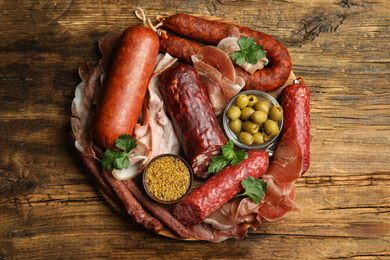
[231,36,267,66]
[236,177,268,203]
[208,140,248,173]
[101,134,137,170]
[207,155,231,174]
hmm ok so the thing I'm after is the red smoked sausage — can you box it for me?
[280,79,311,175]
[158,14,292,92]
[159,63,227,180]
[92,26,159,149]
[173,150,269,226]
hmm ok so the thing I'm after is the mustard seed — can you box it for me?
[145,156,191,201]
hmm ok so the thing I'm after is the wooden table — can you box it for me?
[1,0,389,259]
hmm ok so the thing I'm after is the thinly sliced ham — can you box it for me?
[217,36,269,75]
[188,223,248,243]
[71,61,101,158]
[191,46,245,115]
[204,125,303,229]
[71,32,181,180]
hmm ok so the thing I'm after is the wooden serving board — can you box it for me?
[89,14,297,241]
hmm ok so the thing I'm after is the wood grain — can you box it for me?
[1,0,389,259]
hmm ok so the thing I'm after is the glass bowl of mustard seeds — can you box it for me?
[143,154,194,204]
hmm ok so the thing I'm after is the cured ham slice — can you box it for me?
[191,46,245,115]
[203,125,303,229]
[71,62,101,158]
[188,223,248,243]
[217,36,269,75]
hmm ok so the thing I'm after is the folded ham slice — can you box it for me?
[191,46,245,115]
[217,36,269,75]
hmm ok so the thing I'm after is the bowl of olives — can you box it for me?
[223,90,283,150]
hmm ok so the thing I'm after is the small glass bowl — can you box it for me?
[142,154,194,205]
[222,90,283,150]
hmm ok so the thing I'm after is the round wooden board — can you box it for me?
[93,14,297,241]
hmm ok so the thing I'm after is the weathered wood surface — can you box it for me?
[1,0,389,259]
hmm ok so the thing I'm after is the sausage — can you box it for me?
[71,132,123,208]
[122,179,191,239]
[173,150,269,226]
[158,14,292,92]
[159,31,201,65]
[158,30,200,64]
[159,63,227,180]
[101,168,163,233]
[92,26,159,149]
[280,78,311,175]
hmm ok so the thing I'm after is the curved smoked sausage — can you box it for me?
[158,14,291,92]
[92,26,159,149]
[173,150,269,226]
[159,63,227,180]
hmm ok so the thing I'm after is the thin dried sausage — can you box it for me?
[122,179,191,239]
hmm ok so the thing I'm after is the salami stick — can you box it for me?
[159,63,227,180]
[122,179,191,239]
[280,78,311,175]
[157,13,292,92]
[173,150,269,226]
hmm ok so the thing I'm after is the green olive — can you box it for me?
[253,132,265,145]
[269,105,283,121]
[235,94,249,109]
[229,119,242,133]
[263,131,272,142]
[264,119,279,136]
[240,107,255,121]
[237,132,254,146]
[254,100,270,114]
[250,111,268,124]
[247,95,258,107]
[242,121,259,135]
[226,106,241,120]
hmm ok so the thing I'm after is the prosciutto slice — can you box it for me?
[204,125,303,229]
[217,36,269,75]
[191,46,245,115]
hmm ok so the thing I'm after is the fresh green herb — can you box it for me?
[231,36,267,66]
[236,177,268,203]
[101,134,137,170]
[208,140,248,174]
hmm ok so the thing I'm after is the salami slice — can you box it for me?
[158,63,227,180]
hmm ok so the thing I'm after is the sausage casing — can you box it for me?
[92,26,159,148]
